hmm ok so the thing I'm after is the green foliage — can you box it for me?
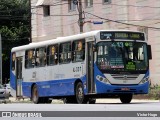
[0,0,30,81]
[149,86,160,100]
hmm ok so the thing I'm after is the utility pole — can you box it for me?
[29,0,32,43]
[0,34,2,84]
[78,0,83,33]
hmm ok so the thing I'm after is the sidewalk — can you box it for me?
[96,98,160,103]
[0,98,11,104]
[9,97,32,103]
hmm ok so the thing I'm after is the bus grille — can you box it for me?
[111,74,139,80]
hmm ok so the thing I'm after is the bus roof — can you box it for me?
[11,30,144,52]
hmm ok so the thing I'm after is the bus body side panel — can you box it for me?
[22,75,87,98]
[10,57,16,91]
[94,64,150,95]
[22,61,87,98]
[10,71,16,97]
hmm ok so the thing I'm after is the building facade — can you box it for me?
[31,0,160,85]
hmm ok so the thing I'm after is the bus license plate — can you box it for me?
[121,88,130,91]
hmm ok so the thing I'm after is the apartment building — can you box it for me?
[31,0,160,85]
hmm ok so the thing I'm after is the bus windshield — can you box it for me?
[97,41,149,72]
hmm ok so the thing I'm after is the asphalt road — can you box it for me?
[0,98,160,120]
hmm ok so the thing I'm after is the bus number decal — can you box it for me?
[73,66,82,72]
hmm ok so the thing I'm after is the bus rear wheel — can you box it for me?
[32,85,42,104]
[120,94,133,104]
[75,82,87,104]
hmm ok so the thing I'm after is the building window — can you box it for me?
[43,5,50,16]
[85,0,93,8]
[59,42,72,63]
[47,45,58,65]
[72,40,85,62]
[103,0,111,4]
[68,0,77,11]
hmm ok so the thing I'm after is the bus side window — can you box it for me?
[12,53,16,70]
[59,42,71,64]
[47,45,58,65]
[36,47,46,67]
[72,40,85,62]
[25,49,35,68]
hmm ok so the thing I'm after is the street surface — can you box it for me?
[0,98,159,120]
[0,99,159,111]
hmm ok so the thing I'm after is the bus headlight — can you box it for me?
[96,75,110,84]
[139,77,149,84]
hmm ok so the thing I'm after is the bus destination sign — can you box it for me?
[100,31,145,40]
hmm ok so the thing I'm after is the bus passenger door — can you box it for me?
[16,57,23,98]
[86,41,95,93]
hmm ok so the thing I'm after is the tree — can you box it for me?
[0,0,30,83]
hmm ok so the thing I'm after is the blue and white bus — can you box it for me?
[10,30,152,104]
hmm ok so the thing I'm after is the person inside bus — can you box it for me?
[12,53,16,70]
[75,41,84,61]
[50,46,58,65]
[28,50,34,68]
[38,48,46,66]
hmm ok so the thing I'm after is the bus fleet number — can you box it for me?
[73,66,82,72]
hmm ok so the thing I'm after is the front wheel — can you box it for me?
[120,94,133,104]
[75,82,87,104]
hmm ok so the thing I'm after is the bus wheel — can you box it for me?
[120,94,133,104]
[75,82,86,104]
[32,85,42,104]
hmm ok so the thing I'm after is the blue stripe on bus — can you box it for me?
[22,77,149,98]
[10,53,16,90]
[22,76,87,98]
[10,71,16,90]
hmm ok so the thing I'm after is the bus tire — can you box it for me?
[75,82,86,104]
[120,94,133,104]
[32,85,42,104]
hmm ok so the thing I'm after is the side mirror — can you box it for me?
[147,45,152,60]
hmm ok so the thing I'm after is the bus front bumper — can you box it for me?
[96,81,149,94]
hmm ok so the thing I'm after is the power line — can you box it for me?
[31,20,78,31]
[84,12,160,30]
[81,2,160,9]
[86,17,160,21]
[31,12,79,17]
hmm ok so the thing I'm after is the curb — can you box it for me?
[0,99,11,104]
